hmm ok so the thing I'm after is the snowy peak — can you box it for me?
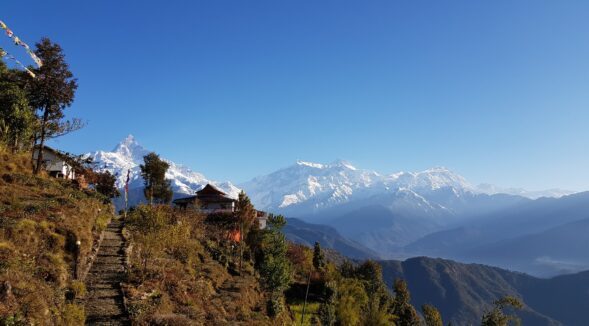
[296,160,325,169]
[387,167,473,192]
[112,134,150,162]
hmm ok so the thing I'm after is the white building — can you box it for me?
[33,146,76,179]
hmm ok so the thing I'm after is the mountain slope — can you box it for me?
[380,257,589,326]
[87,135,240,208]
[464,217,589,276]
[241,161,541,257]
[283,218,380,260]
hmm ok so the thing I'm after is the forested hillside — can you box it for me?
[380,257,589,325]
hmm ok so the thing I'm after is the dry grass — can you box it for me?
[124,205,292,325]
[0,149,113,324]
[289,302,320,326]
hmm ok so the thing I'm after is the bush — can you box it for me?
[61,304,85,325]
[68,280,86,298]
[127,205,167,230]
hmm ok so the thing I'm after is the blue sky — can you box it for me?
[2,1,588,190]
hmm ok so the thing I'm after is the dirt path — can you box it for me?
[84,219,129,325]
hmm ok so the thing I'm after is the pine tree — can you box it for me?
[140,152,173,204]
[422,304,443,326]
[236,191,257,232]
[257,214,291,294]
[313,241,325,271]
[392,279,421,326]
[27,38,79,174]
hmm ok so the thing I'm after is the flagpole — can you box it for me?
[124,170,130,220]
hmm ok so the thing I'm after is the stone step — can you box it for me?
[85,303,126,317]
[85,315,130,326]
[99,244,124,249]
[103,235,123,241]
[88,289,121,301]
[97,247,125,255]
[92,256,125,264]
[87,271,125,284]
[88,264,125,273]
[87,283,119,290]
[102,237,124,242]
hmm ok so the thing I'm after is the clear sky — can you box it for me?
[2,1,588,190]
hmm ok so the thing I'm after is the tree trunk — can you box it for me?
[12,135,18,154]
[34,109,49,175]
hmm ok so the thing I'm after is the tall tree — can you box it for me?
[312,241,325,271]
[392,279,421,326]
[422,304,444,326]
[236,191,257,232]
[27,38,79,174]
[140,152,172,204]
[236,191,256,272]
[256,214,291,317]
[257,215,292,291]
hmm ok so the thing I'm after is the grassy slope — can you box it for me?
[0,148,114,325]
[123,206,292,325]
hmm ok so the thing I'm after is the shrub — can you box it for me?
[68,281,86,298]
[61,304,85,325]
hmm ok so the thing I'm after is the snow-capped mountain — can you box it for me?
[239,160,578,255]
[240,160,574,216]
[240,160,475,216]
[86,135,240,207]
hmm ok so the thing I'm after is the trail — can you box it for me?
[84,219,129,325]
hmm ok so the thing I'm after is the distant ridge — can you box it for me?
[380,256,589,326]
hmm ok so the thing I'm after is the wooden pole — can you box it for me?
[301,272,311,325]
[239,220,243,273]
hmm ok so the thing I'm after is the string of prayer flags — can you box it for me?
[0,47,36,77]
[0,19,42,67]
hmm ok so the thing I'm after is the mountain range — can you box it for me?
[88,136,587,277]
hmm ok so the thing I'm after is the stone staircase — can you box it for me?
[84,219,130,325]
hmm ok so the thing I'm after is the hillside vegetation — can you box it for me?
[0,147,114,324]
[123,205,288,325]
[121,200,443,325]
